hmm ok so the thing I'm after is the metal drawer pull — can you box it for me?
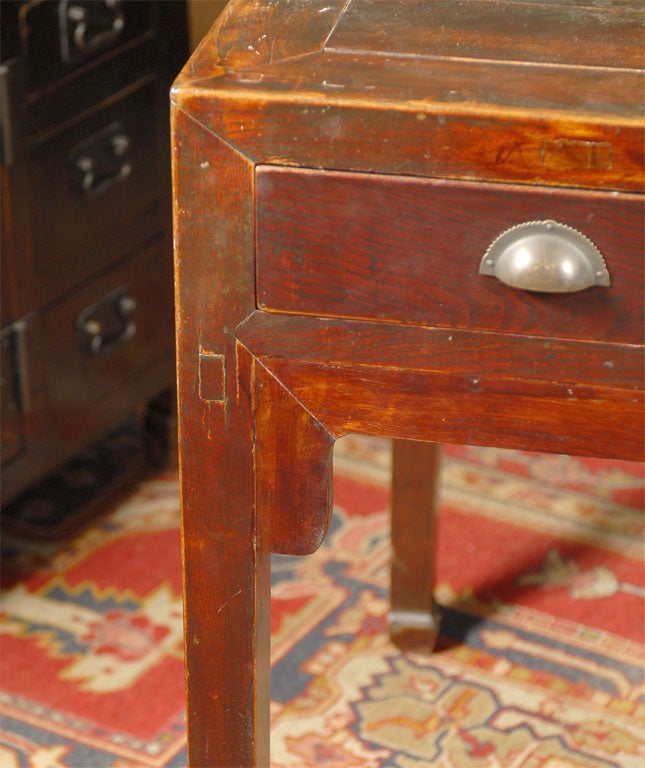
[59,0,125,64]
[479,220,609,293]
[69,123,132,197]
[77,288,137,358]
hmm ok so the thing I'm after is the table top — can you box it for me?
[171,0,645,479]
[175,0,644,191]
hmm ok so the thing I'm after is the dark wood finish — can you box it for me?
[390,440,441,651]
[42,238,174,437]
[173,107,270,768]
[1,1,188,505]
[329,0,644,70]
[236,312,643,460]
[255,358,335,555]
[171,1,644,765]
[179,1,643,191]
[29,82,162,308]
[257,169,643,344]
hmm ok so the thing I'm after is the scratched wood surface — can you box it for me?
[236,312,644,460]
[256,167,644,344]
[390,439,442,650]
[172,107,271,766]
[327,0,645,70]
[180,0,645,189]
[172,1,644,765]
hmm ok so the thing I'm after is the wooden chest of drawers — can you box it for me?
[171,1,644,764]
[1,1,188,503]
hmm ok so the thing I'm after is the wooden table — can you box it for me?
[171,2,644,764]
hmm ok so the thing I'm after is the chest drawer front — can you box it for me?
[18,0,155,90]
[256,168,644,345]
[28,82,161,309]
[42,236,173,417]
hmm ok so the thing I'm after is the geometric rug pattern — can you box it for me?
[1,435,643,767]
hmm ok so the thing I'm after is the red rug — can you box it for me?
[1,437,643,767]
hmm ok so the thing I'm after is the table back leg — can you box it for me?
[389,439,442,650]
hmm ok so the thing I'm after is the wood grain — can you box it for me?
[254,356,335,555]
[263,356,644,459]
[390,439,441,650]
[236,313,645,392]
[237,311,644,460]
[175,0,644,191]
[172,107,269,767]
[176,75,644,191]
[172,2,644,764]
[328,0,645,70]
[256,167,644,344]
[207,0,348,70]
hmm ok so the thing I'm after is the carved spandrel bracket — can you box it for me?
[252,354,335,556]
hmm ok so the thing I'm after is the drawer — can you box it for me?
[18,0,155,90]
[25,40,158,139]
[41,236,173,418]
[256,167,644,345]
[28,82,162,309]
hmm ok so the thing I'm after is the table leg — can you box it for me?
[182,518,271,768]
[389,439,442,650]
[179,348,271,767]
[179,343,334,766]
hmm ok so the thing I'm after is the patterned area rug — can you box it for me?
[1,436,643,767]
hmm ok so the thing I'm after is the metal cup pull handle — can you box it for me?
[479,220,610,293]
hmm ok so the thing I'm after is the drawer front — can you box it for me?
[42,236,173,416]
[19,0,155,90]
[256,168,644,345]
[25,40,158,139]
[29,82,162,308]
